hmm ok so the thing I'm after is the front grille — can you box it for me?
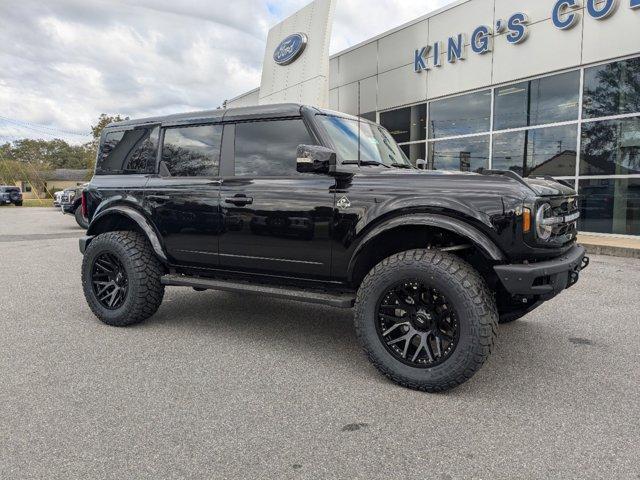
[544,196,579,244]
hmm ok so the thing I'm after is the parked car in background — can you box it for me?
[0,186,23,206]
[53,190,64,207]
[61,184,89,228]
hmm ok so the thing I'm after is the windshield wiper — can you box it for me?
[389,163,413,169]
[342,160,391,168]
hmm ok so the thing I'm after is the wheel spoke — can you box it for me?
[92,253,128,310]
[411,337,425,362]
[379,313,405,324]
[382,322,410,337]
[435,334,443,357]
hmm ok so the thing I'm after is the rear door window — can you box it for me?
[160,124,223,177]
[97,126,159,174]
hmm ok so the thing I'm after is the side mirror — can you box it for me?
[296,145,336,174]
[416,159,427,170]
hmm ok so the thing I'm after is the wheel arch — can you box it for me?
[348,214,506,287]
[86,206,168,264]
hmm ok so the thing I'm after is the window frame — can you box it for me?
[96,125,160,175]
[158,122,224,178]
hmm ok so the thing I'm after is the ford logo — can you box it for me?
[273,33,308,66]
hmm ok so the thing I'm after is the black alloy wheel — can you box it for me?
[376,281,459,367]
[354,249,498,392]
[91,252,129,310]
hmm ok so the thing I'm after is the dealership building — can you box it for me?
[228,0,640,237]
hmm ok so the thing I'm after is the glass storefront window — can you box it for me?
[379,104,426,144]
[492,124,578,177]
[578,178,640,235]
[583,57,640,119]
[580,117,640,175]
[428,90,491,138]
[400,143,426,167]
[427,136,489,172]
[493,71,580,130]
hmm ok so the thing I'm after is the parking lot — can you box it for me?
[1,207,639,479]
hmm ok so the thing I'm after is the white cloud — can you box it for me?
[0,0,453,143]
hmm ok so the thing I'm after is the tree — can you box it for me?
[91,114,127,140]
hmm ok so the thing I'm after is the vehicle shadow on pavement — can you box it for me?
[143,288,583,395]
[148,288,366,371]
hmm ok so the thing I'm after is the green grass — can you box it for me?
[21,199,55,208]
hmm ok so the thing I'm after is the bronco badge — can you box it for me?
[336,196,351,210]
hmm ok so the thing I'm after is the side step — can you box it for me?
[161,274,355,309]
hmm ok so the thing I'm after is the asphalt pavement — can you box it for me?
[1,207,639,479]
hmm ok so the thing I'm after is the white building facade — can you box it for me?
[228,0,640,237]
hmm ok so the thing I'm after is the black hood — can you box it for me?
[349,169,575,200]
[524,178,576,197]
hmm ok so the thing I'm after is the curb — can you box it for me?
[582,243,640,259]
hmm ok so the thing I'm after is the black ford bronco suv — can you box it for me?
[79,104,588,392]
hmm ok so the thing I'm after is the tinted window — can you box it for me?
[428,90,491,138]
[492,124,578,177]
[234,119,314,176]
[380,105,426,143]
[579,178,640,235]
[427,136,489,172]
[580,117,640,176]
[161,124,222,177]
[97,127,159,174]
[584,57,640,119]
[494,71,579,130]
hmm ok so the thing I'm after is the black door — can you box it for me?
[145,123,224,267]
[218,119,335,279]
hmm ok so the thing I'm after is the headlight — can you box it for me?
[535,203,553,241]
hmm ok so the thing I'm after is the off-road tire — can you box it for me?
[15,201,22,207]
[75,206,89,229]
[82,231,165,327]
[354,249,498,392]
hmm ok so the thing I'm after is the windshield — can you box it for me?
[318,115,413,168]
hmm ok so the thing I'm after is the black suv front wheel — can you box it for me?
[354,250,497,392]
[82,231,165,327]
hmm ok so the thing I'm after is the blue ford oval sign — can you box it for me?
[273,33,308,66]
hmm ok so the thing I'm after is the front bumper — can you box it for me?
[494,244,589,299]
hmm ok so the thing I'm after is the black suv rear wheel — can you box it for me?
[82,231,165,326]
[354,249,497,392]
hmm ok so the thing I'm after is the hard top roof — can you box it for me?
[106,103,362,129]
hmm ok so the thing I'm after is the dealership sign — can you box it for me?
[414,0,640,72]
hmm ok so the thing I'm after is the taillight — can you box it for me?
[81,191,87,218]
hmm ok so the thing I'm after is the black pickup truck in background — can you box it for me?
[77,103,589,392]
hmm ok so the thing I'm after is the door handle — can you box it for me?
[225,195,253,206]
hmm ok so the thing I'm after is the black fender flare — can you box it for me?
[348,213,506,281]
[86,206,168,263]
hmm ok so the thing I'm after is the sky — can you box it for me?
[0,0,453,144]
